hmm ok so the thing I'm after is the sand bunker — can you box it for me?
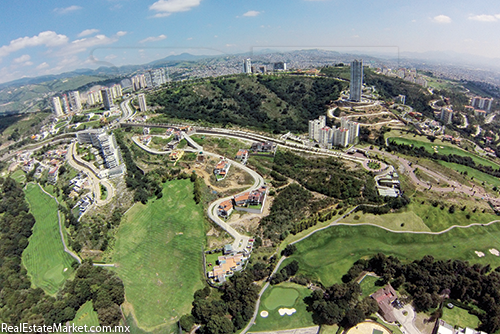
[278,308,296,316]
[490,249,500,256]
[260,311,269,318]
[63,268,68,272]
[475,251,485,257]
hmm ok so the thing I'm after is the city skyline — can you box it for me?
[1,0,500,84]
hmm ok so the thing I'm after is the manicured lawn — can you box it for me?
[22,183,76,295]
[439,161,500,189]
[252,282,314,332]
[112,179,205,331]
[359,275,382,297]
[10,169,26,183]
[280,223,500,287]
[205,251,221,272]
[71,301,100,328]
[441,306,480,329]
[388,137,500,169]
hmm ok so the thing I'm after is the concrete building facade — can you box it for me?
[350,59,363,102]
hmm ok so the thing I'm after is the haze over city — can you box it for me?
[1,0,500,84]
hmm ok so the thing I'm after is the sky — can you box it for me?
[1,0,500,84]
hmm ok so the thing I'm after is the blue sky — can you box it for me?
[1,0,500,83]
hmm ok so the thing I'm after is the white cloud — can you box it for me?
[36,62,49,69]
[243,10,260,17]
[468,14,500,22]
[61,34,117,55]
[140,34,167,43]
[0,31,68,59]
[116,31,127,37]
[432,15,452,23]
[54,5,82,14]
[78,29,99,37]
[187,37,193,40]
[13,54,31,63]
[105,54,117,60]
[149,0,201,18]
[225,44,236,47]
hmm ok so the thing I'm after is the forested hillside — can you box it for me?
[148,74,347,133]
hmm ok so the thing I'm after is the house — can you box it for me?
[233,192,250,206]
[371,284,397,323]
[218,200,234,219]
[140,135,152,146]
[210,254,244,283]
[435,320,488,334]
[169,150,184,161]
[235,149,249,161]
[248,186,267,206]
[251,141,276,153]
[214,159,230,180]
[48,166,59,185]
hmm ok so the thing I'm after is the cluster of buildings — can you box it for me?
[469,96,493,113]
[375,169,401,197]
[76,129,125,177]
[379,67,428,87]
[242,58,287,74]
[309,115,360,148]
[16,147,68,185]
[131,68,168,91]
[208,239,255,283]
[51,91,82,117]
[217,186,268,219]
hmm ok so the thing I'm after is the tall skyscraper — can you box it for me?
[349,59,363,102]
[61,94,71,114]
[308,115,327,141]
[132,74,147,91]
[101,88,114,110]
[243,58,252,74]
[440,108,454,124]
[51,97,64,117]
[138,94,147,112]
[144,68,167,88]
[341,117,360,144]
[69,91,82,112]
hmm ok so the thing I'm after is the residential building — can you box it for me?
[341,117,360,144]
[214,159,230,180]
[243,58,252,74]
[350,59,363,102]
[210,254,244,283]
[101,88,114,110]
[232,186,267,213]
[69,91,82,112]
[138,93,147,112]
[48,166,59,184]
[371,284,397,323]
[308,115,327,141]
[319,126,333,147]
[76,129,122,170]
[333,127,349,147]
[110,84,123,99]
[250,141,277,153]
[51,97,64,117]
[440,108,454,124]
[396,94,406,105]
[471,96,493,112]
[217,200,233,219]
[145,68,167,87]
[273,62,287,71]
[131,74,147,91]
[235,149,249,161]
[474,109,486,117]
[140,135,152,146]
[87,90,102,105]
[61,94,71,114]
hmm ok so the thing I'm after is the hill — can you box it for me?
[148,74,347,133]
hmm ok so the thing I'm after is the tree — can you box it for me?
[179,314,196,332]
[205,316,235,334]
[97,305,122,327]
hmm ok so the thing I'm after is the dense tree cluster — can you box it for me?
[148,75,346,134]
[0,178,125,327]
[304,282,378,328]
[270,260,300,285]
[190,272,259,334]
[346,253,500,332]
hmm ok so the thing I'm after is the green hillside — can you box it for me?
[148,74,347,133]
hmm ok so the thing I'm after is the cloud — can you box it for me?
[13,54,31,63]
[140,34,167,43]
[0,31,69,59]
[149,0,201,18]
[187,37,193,40]
[468,14,500,22]
[78,29,99,37]
[105,54,117,60]
[116,31,127,37]
[54,5,82,14]
[432,15,452,23]
[61,34,117,55]
[36,62,49,70]
[243,10,260,17]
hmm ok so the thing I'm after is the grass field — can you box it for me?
[388,137,500,169]
[71,301,100,328]
[280,223,500,287]
[439,161,500,189]
[22,183,75,295]
[441,306,480,328]
[112,179,205,331]
[359,275,382,297]
[252,282,314,332]
[10,169,26,184]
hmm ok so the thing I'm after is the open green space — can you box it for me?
[205,252,221,272]
[22,183,75,295]
[264,286,300,310]
[71,301,100,328]
[359,275,382,297]
[280,223,500,287]
[388,137,500,169]
[112,179,205,331]
[441,306,480,329]
[10,169,26,184]
[439,161,500,189]
[252,282,314,332]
